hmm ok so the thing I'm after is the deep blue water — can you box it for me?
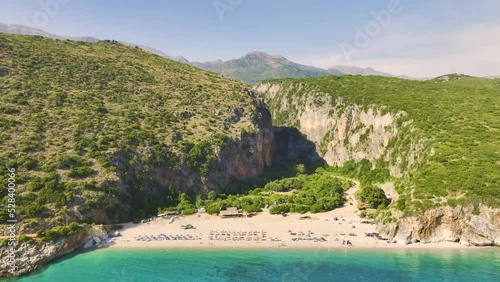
[6,248,500,282]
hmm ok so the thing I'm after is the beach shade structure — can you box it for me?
[219,208,240,218]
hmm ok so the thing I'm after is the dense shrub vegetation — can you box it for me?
[36,222,83,242]
[356,185,390,209]
[160,169,353,215]
[1,33,498,239]
[0,34,261,229]
[263,75,500,212]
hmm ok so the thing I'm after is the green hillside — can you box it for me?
[261,75,500,213]
[0,34,264,228]
[1,34,498,235]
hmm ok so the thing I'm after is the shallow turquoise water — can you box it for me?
[6,248,500,282]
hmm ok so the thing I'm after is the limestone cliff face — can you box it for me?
[254,82,420,177]
[104,105,275,221]
[379,205,500,246]
[255,82,500,248]
[0,225,107,278]
[207,106,273,188]
[272,126,324,165]
[8,104,275,231]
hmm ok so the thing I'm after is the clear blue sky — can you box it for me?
[1,0,499,77]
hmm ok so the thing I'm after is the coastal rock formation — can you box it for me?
[379,205,500,246]
[144,106,274,196]
[254,82,421,176]
[0,225,107,278]
[272,126,324,165]
[255,81,500,248]
[212,106,274,181]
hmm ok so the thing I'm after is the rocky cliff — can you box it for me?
[0,225,108,278]
[207,106,274,186]
[60,105,275,225]
[144,105,274,195]
[255,81,500,247]
[0,34,281,234]
[254,82,423,177]
[379,205,500,246]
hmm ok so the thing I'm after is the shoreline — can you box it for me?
[102,210,481,251]
[102,241,486,251]
[101,182,489,252]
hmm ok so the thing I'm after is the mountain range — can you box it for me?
[2,22,495,84]
[0,23,410,83]
[189,51,403,84]
[0,22,99,42]
[0,23,190,63]
[0,24,499,279]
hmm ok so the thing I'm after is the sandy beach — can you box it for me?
[106,213,468,250]
[105,183,471,250]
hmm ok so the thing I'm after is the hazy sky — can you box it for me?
[1,0,499,77]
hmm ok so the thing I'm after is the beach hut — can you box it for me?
[220,208,240,218]
[165,210,179,216]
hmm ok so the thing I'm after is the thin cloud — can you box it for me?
[296,19,500,78]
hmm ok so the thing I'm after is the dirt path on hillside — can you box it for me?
[326,175,361,216]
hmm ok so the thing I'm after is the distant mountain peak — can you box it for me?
[172,56,190,64]
[0,22,99,42]
[246,51,270,56]
[243,51,285,60]
[328,65,391,77]
[1,22,425,83]
[0,22,189,64]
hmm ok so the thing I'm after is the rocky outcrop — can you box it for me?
[0,225,107,278]
[212,106,273,181]
[254,82,422,177]
[272,126,324,165]
[203,123,273,192]
[255,82,500,248]
[379,205,500,246]
[147,106,274,195]
[68,104,276,224]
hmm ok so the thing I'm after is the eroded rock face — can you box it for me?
[150,106,274,195]
[379,205,500,246]
[255,82,421,177]
[272,126,324,165]
[256,82,500,248]
[84,105,276,223]
[0,225,107,278]
[207,108,274,186]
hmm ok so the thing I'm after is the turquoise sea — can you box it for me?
[6,248,500,282]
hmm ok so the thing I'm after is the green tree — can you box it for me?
[207,190,217,201]
[296,164,306,175]
[195,195,204,208]
[357,185,390,209]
